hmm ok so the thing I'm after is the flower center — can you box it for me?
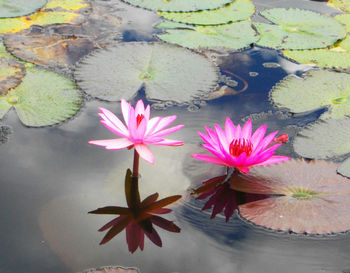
[136,114,144,128]
[229,138,253,157]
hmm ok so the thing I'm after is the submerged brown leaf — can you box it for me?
[230,159,350,234]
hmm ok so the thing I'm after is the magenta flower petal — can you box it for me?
[89,99,184,163]
[134,143,154,164]
[144,227,162,247]
[192,118,289,172]
[254,155,290,166]
[89,138,133,150]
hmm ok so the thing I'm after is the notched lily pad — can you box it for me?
[283,14,350,70]
[157,20,259,51]
[0,66,83,127]
[230,159,350,234]
[0,0,47,18]
[0,42,26,94]
[74,42,219,103]
[255,8,346,50]
[0,0,88,34]
[80,266,139,273]
[328,0,350,12]
[270,70,350,120]
[121,0,233,12]
[158,0,255,26]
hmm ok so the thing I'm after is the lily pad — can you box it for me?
[283,14,350,70]
[338,157,350,178]
[254,8,346,50]
[270,69,350,120]
[0,0,47,18]
[120,0,233,12]
[80,266,139,273]
[328,0,350,12]
[74,42,219,103]
[230,159,350,234]
[0,0,88,34]
[157,20,259,50]
[0,42,26,94]
[158,0,255,26]
[0,66,83,126]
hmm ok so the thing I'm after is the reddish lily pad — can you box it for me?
[230,159,350,234]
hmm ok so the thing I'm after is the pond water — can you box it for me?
[1,0,350,273]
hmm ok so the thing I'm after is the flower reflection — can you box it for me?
[89,99,184,163]
[192,171,267,222]
[192,118,289,173]
[89,169,181,253]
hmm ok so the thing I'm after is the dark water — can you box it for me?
[0,0,349,273]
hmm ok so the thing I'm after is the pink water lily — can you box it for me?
[192,118,290,173]
[89,99,184,163]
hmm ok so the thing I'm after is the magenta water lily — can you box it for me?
[192,118,290,173]
[89,99,184,163]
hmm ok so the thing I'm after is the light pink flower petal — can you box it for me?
[151,124,184,138]
[152,115,177,134]
[234,124,241,139]
[121,99,131,126]
[152,138,184,146]
[135,143,154,164]
[191,154,230,166]
[202,143,226,159]
[128,107,137,138]
[225,117,235,143]
[144,105,150,120]
[214,124,229,152]
[254,155,290,166]
[89,138,133,149]
[251,124,267,148]
[241,119,252,139]
[99,108,129,136]
[135,100,145,116]
[100,119,128,138]
[135,116,147,139]
[145,116,161,135]
[205,126,219,145]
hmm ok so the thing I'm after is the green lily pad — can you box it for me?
[158,0,255,25]
[120,0,233,12]
[293,119,350,159]
[0,42,26,94]
[0,66,83,126]
[270,70,350,120]
[283,14,350,70]
[0,0,87,34]
[157,20,259,50]
[74,42,219,103]
[328,0,350,12]
[255,8,346,50]
[0,0,47,18]
[230,159,350,234]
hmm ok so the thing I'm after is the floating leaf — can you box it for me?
[328,0,350,12]
[0,42,26,94]
[120,0,233,12]
[255,8,346,50]
[338,157,350,178]
[0,0,47,18]
[270,70,350,120]
[293,119,350,159]
[45,0,89,11]
[282,14,350,70]
[79,266,139,273]
[0,66,83,126]
[230,159,350,234]
[0,0,88,34]
[158,0,255,25]
[157,20,259,50]
[74,42,219,103]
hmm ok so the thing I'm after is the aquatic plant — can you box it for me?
[158,0,255,26]
[254,8,346,50]
[89,169,181,253]
[270,70,350,120]
[89,99,184,164]
[74,42,219,104]
[191,118,289,173]
[0,0,47,18]
[89,99,183,252]
[230,159,350,234]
